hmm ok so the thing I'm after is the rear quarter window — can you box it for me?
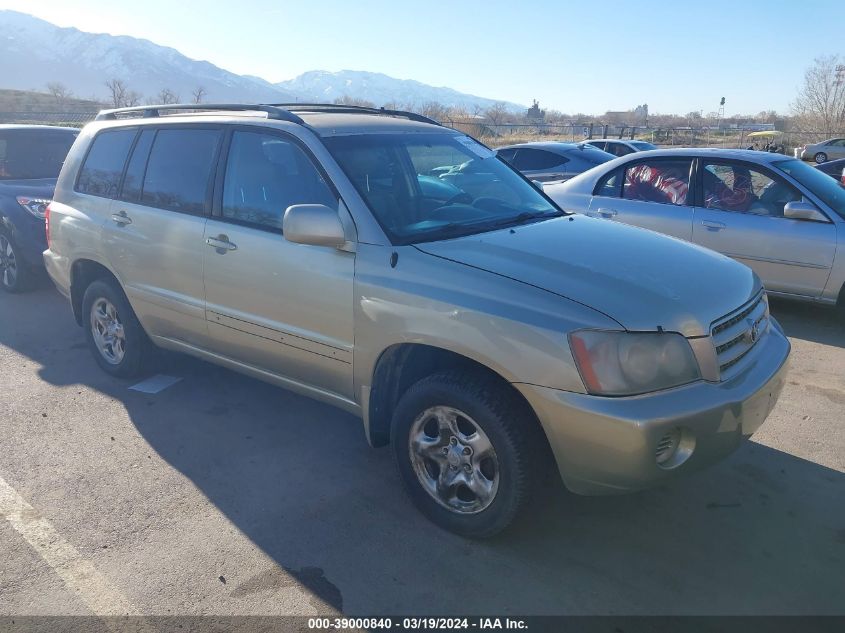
[76,129,137,197]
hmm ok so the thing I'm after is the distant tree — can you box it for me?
[420,101,449,122]
[46,82,73,106]
[484,102,510,126]
[791,55,845,134]
[125,91,142,107]
[104,78,129,108]
[191,86,207,104]
[333,95,375,108]
[156,88,180,104]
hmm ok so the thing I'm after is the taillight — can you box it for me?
[45,203,52,248]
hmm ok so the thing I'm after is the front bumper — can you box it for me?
[516,321,790,495]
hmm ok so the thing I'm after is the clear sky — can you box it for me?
[1,0,840,115]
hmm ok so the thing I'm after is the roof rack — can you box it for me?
[94,103,305,124]
[267,103,442,126]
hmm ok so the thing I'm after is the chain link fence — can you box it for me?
[0,110,98,127]
[2,110,842,158]
[441,118,845,154]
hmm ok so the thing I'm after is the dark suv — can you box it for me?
[0,125,78,292]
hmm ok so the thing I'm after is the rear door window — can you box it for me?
[140,128,221,214]
[623,159,692,206]
[496,148,517,163]
[76,129,136,197]
[512,149,565,171]
[594,169,622,197]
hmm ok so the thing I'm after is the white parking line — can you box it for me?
[129,374,182,394]
[0,473,140,616]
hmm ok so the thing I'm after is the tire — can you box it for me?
[390,370,544,538]
[82,278,152,378]
[0,230,32,293]
[814,152,828,164]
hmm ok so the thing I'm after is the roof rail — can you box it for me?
[94,103,305,124]
[267,103,442,126]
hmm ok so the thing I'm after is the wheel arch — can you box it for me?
[69,258,123,325]
[365,342,542,449]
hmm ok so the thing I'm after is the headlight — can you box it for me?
[17,196,51,219]
[570,330,701,396]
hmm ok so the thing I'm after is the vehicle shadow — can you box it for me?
[769,298,844,348]
[1,287,843,615]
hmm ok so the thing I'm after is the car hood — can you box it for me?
[0,178,57,200]
[414,215,761,337]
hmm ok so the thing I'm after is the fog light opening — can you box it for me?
[655,427,695,470]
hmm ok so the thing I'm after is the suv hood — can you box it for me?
[414,215,760,337]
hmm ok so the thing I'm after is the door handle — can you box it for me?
[597,208,618,218]
[701,220,726,230]
[205,235,238,252]
[111,211,132,226]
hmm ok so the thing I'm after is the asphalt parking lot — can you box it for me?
[1,283,843,616]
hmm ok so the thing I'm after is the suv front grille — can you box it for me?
[711,292,769,380]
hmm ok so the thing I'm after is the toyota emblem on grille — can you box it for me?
[746,318,761,344]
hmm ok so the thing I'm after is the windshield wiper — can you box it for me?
[491,210,565,228]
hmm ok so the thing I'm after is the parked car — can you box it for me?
[545,148,845,307]
[585,138,657,157]
[46,105,789,537]
[814,157,845,185]
[495,141,614,182]
[0,124,78,292]
[797,138,845,163]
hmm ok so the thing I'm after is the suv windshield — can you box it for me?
[0,128,78,180]
[323,133,561,244]
[774,158,845,219]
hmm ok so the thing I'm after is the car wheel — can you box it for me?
[82,279,153,378]
[815,152,828,164]
[0,230,31,293]
[391,370,543,538]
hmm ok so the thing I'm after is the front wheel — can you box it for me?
[391,371,543,538]
[82,279,153,378]
[814,152,828,164]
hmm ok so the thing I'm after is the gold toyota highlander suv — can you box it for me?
[44,104,790,537]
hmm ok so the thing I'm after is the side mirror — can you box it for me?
[283,204,346,247]
[783,200,827,222]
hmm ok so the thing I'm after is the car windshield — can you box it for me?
[631,141,657,150]
[323,132,562,244]
[0,128,78,180]
[774,158,845,219]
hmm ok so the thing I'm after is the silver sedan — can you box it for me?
[545,148,845,306]
[798,138,845,163]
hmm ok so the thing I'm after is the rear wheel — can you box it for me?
[0,230,31,293]
[391,370,543,538]
[814,152,828,164]
[82,279,152,378]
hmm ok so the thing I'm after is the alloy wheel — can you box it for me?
[90,297,126,365]
[0,235,18,289]
[408,405,500,514]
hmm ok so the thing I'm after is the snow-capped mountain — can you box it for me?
[0,10,298,103]
[277,70,523,111]
[0,10,522,112]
